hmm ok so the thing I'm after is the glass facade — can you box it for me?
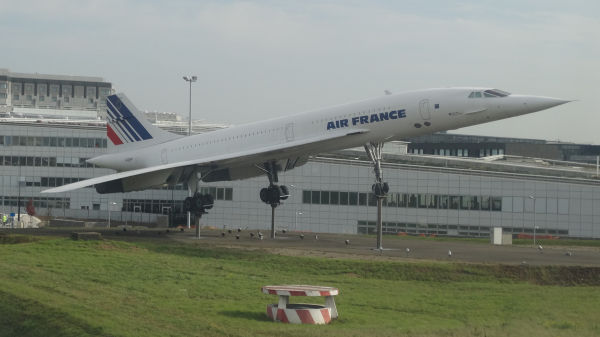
[302,189,504,212]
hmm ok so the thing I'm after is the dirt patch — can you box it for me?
[492,265,600,286]
[0,233,40,244]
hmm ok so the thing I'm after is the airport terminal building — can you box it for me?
[2,69,600,239]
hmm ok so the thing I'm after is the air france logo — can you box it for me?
[326,109,406,130]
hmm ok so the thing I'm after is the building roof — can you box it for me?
[0,68,107,84]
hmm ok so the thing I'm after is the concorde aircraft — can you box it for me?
[43,88,569,215]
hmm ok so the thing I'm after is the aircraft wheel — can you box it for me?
[280,185,289,200]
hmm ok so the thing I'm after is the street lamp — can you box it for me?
[108,202,117,228]
[182,75,197,136]
[183,75,197,229]
[294,210,303,231]
[529,195,536,247]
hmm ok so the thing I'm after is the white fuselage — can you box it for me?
[90,87,567,172]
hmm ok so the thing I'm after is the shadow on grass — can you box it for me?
[0,291,109,337]
[220,310,271,322]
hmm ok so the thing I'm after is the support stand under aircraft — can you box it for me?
[364,142,389,250]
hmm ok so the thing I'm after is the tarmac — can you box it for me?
[8,227,598,267]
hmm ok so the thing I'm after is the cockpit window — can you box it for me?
[484,89,511,97]
[469,89,511,98]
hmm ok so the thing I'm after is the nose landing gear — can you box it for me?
[364,142,389,251]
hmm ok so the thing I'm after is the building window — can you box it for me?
[303,190,311,204]
[349,192,358,205]
[311,191,320,204]
[339,192,348,205]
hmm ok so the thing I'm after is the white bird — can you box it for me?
[345,239,350,246]
[300,234,305,240]
[448,250,452,257]
[538,245,544,251]
[315,234,319,240]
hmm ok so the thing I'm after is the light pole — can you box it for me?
[108,202,117,228]
[183,75,197,229]
[294,211,303,231]
[182,75,197,136]
[529,195,536,246]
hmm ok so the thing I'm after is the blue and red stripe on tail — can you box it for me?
[105,94,154,145]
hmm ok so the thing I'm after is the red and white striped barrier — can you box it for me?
[262,285,339,297]
[262,285,339,324]
[266,303,332,324]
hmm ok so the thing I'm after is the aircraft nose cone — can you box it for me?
[528,96,571,110]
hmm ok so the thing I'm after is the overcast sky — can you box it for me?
[2,1,599,143]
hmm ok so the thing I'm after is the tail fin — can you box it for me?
[104,93,181,152]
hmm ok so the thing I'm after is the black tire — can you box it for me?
[193,195,203,211]
[268,186,281,204]
[202,194,214,209]
[183,197,193,212]
[280,185,289,200]
[260,188,269,203]
[373,183,383,197]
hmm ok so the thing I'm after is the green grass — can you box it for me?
[1,236,599,337]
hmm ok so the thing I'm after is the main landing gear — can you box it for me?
[182,171,214,239]
[183,192,214,216]
[183,192,214,238]
[364,142,389,250]
[258,161,290,238]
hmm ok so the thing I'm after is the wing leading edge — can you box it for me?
[42,128,369,194]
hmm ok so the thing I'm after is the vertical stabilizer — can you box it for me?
[104,93,181,153]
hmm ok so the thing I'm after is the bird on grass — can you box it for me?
[300,234,305,240]
[405,248,410,256]
[221,232,226,237]
[250,232,255,238]
[345,239,350,246]
[315,234,319,240]
[448,250,452,257]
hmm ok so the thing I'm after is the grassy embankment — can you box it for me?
[1,234,599,337]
